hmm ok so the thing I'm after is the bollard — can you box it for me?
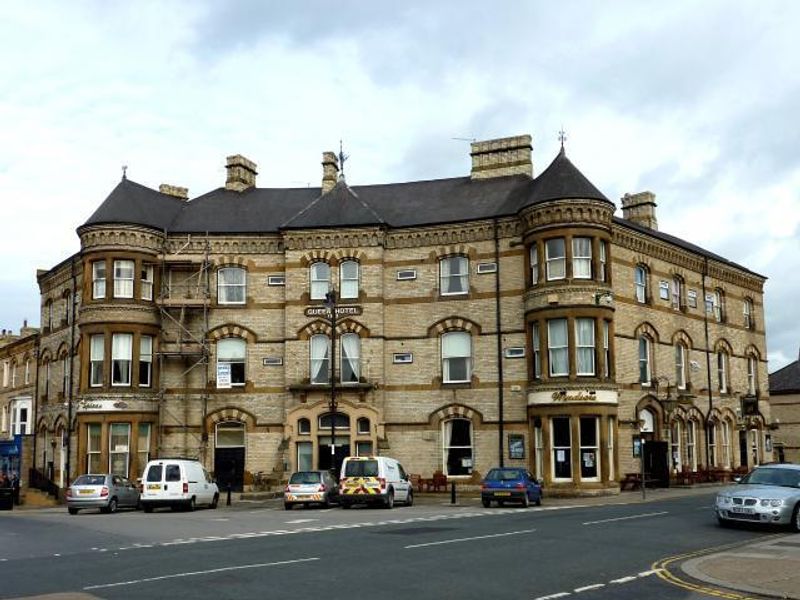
[450,481,456,505]
[226,483,232,506]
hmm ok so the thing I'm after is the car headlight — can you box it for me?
[716,495,731,504]
[759,498,784,507]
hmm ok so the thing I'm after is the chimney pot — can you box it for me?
[621,191,658,230]
[470,134,533,180]
[321,151,339,194]
[225,154,258,192]
[159,184,189,200]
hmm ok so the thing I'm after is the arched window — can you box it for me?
[441,331,471,383]
[339,260,359,299]
[443,418,473,476]
[318,413,349,430]
[216,421,245,447]
[674,343,687,389]
[310,262,330,300]
[671,275,683,310]
[297,418,311,435]
[440,256,469,295]
[357,417,370,435]
[717,350,728,393]
[686,420,697,471]
[747,355,758,396]
[634,265,648,303]
[218,267,246,304]
[707,422,717,467]
[638,408,655,433]
[217,338,246,387]
[340,333,360,384]
[310,334,330,385]
[670,420,682,471]
[638,336,652,384]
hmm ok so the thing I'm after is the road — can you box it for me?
[0,492,783,599]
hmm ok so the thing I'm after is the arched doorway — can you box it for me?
[214,421,245,492]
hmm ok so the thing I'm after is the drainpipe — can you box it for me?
[66,256,78,485]
[702,256,713,469]
[494,220,505,467]
[32,336,41,480]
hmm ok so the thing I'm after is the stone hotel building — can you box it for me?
[29,135,772,496]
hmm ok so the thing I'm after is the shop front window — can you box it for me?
[109,423,130,477]
[137,423,151,473]
[552,417,572,480]
[87,424,102,473]
[580,417,599,480]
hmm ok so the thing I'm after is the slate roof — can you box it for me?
[77,150,760,278]
[769,358,800,394]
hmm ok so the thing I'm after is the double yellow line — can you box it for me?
[652,534,784,599]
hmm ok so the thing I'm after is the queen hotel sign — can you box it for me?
[304,305,362,318]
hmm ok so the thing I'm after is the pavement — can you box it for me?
[7,483,800,599]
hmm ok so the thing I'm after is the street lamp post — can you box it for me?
[324,290,338,479]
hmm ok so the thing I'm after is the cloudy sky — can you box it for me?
[1,1,798,370]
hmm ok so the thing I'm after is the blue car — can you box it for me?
[481,467,542,508]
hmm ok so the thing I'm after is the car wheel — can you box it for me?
[144,504,153,513]
[405,490,414,507]
[104,498,118,514]
[791,503,800,533]
[535,494,542,507]
[68,507,79,515]
[717,515,731,528]
[284,502,292,511]
[384,490,394,509]
[341,501,351,509]
[498,501,505,507]
[323,495,333,509]
[482,499,491,508]
[521,493,530,508]
[187,497,196,512]
[210,494,219,509]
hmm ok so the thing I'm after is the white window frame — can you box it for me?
[113,260,135,299]
[675,343,686,390]
[750,429,760,466]
[599,241,607,282]
[572,237,592,279]
[707,423,717,467]
[217,338,246,387]
[340,333,361,385]
[717,351,728,393]
[530,245,539,285]
[139,335,153,388]
[441,331,472,384]
[442,418,473,477]
[747,356,757,395]
[310,334,330,385]
[671,276,682,310]
[24,359,30,385]
[10,397,31,435]
[686,420,697,471]
[551,416,572,481]
[87,423,102,473]
[547,319,568,377]
[218,266,247,305]
[310,262,330,300]
[634,266,647,303]
[670,421,682,472]
[638,336,651,385]
[111,333,133,387]
[607,417,615,481]
[602,321,610,378]
[90,334,104,387]
[141,264,154,301]
[721,420,731,468]
[339,260,360,300]
[743,298,753,329]
[714,289,724,322]
[534,422,544,480]
[545,238,566,281]
[532,323,541,379]
[575,318,595,376]
[92,261,106,300]
[440,256,469,296]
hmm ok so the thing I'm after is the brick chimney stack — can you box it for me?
[159,184,189,200]
[621,191,658,230]
[225,155,258,192]
[321,151,339,194]
[470,134,533,180]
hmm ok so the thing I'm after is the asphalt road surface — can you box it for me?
[0,492,781,599]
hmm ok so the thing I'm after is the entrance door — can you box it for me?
[643,440,669,487]
[214,447,244,492]
[318,437,350,476]
[739,430,748,468]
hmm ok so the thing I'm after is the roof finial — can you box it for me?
[338,140,349,181]
[558,127,567,151]
[121,164,128,180]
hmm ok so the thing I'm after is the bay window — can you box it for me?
[109,423,130,477]
[572,237,592,279]
[113,260,135,298]
[575,318,595,376]
[141,264,154,300]
[547,319,568,377]
[579,417,599,480]
[92,261,106,300]
[545,238,566,280]
[552,417,572,480]
[111,333,133,386]
[139,336,153,387]
[598,241,607,282]
[87,424,102,473]
[530,245,539,285]
[532,323,541,379]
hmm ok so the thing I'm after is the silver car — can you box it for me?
[66,474,140,515]
[715,464,800,531]
[284,470,339,510]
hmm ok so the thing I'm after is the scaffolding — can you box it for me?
[156,232,211,462]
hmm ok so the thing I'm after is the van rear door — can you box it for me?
[164,463,184,499]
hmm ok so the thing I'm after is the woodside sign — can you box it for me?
[528,389,618,405]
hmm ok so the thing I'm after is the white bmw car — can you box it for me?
[715,464,800,531]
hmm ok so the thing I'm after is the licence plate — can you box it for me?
[495,491,511,497]
[731,506,754,514]
[147,484,161,490]
[79,489,94,495]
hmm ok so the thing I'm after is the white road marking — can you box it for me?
[286,518,317,524]
[582,511,668,525]
[574,583,604,593]
[609,576,637,584]
[84,557,320,590]
[637,569,663,577]
[533,593,572,600]
[404,528,536,549]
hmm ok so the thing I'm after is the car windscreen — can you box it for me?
[290,472,322,484]
[485,469,524,481]
[742,468,800,488]
[344,460,379,477]
[146,465,163,482]
[74,475,106,486]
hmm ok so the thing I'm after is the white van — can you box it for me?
[140,459,219,512]
[338,456,413,509]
